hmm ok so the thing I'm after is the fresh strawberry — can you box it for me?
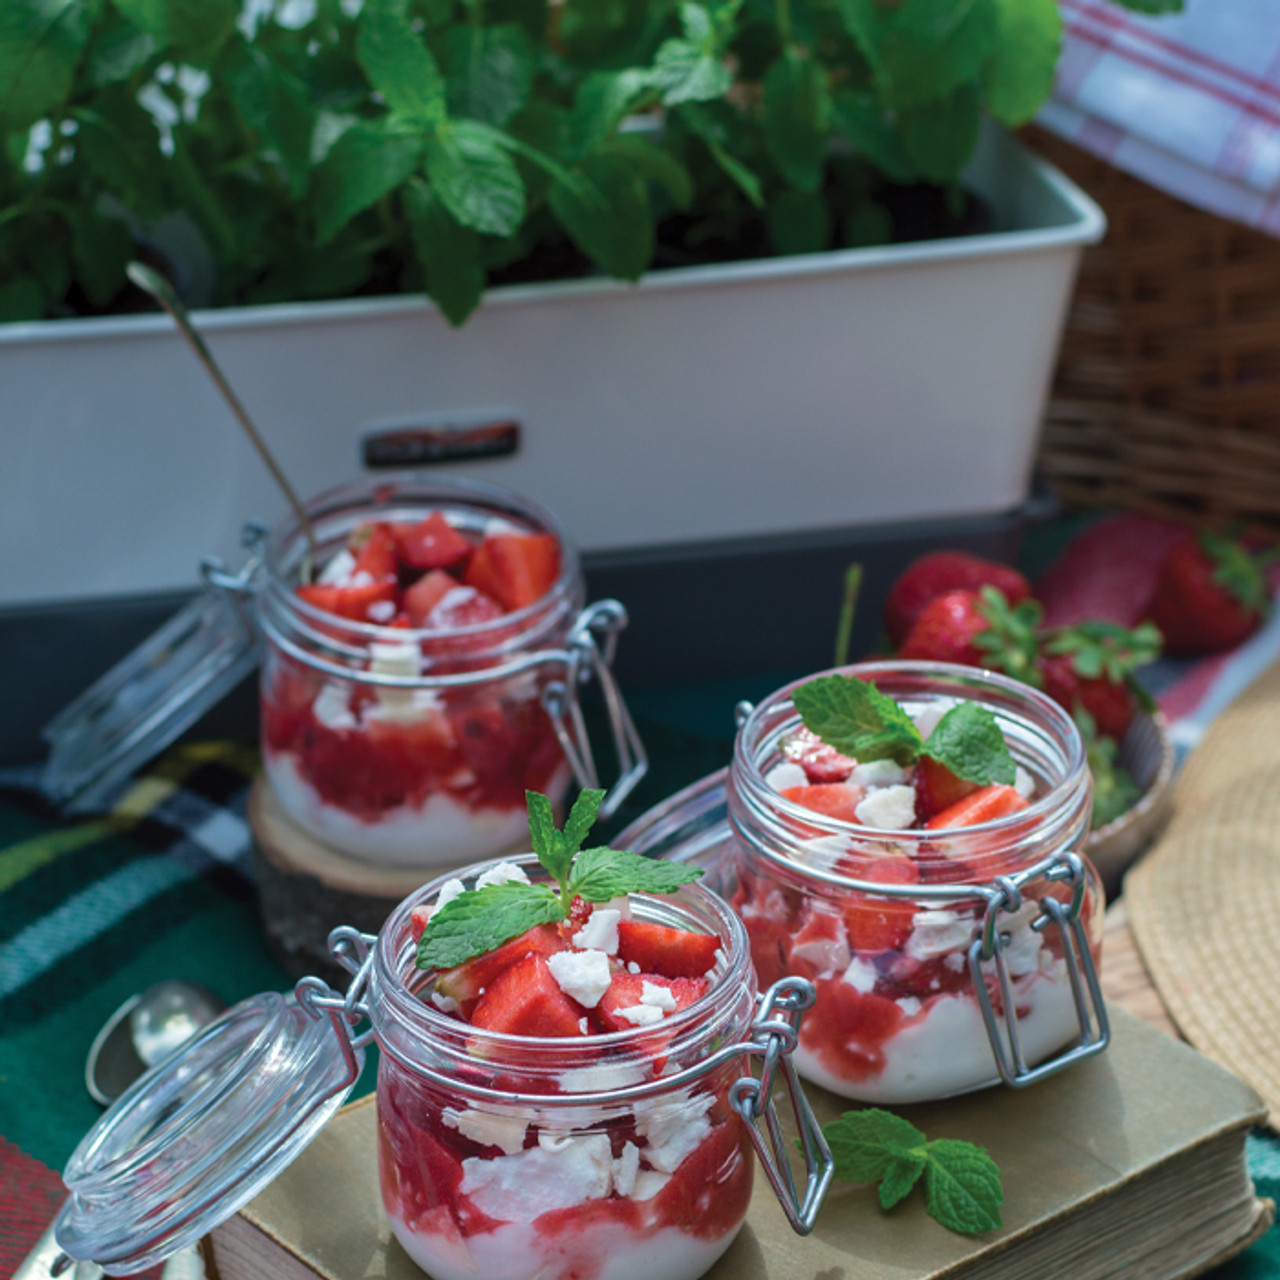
[409,904,433,943]
[1036,619,1161,741]
[464,533,560,613]
[1145,531,1276,655]
[435,923,566,1002]
[396,512,473,572]
[403,569,457,628]
[925,784,1028,829]
[884,551,1032,648]
[616,920,721,980]
[781,726,857,783]
[469,952,588,1037]
[779,783,863,824]
[595,972,709,1033]
[839,856,919,953]
[912,756,978,822]
[898,587,1041,685]
[297,577,398,623]
[426,583,505,630]
[350,522,400,580]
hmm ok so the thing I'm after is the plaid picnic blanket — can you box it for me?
[4,513,1280,1277]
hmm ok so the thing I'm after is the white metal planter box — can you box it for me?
[0,125,1103,610]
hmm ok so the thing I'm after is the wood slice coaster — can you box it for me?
[248,776,464,981]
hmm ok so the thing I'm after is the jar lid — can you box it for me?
[55,990,364,1274]
[42,579,262,813]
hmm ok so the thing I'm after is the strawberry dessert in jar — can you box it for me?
[371,796,831,1280]
[727,660,1108,1104]
[255,475,643,866]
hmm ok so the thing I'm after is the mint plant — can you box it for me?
[2,0,1179,327]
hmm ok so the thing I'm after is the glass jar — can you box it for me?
[724,660,1107,1104]
[52,857,832,1278]
[253,475,645,866]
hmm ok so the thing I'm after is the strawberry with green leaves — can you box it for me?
[1145,530,1278,655]
[416,789,716,1038]
[898,587,1042,689]
[883,551,1032,649]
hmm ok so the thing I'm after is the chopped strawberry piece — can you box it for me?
[435,923,566,1001]
[839,856,920,954]
[409,904,432,944]
[926,784,1029,829]
[786,906,850,979]
[596,972,709,1033]
[464,533,560,613]
[780,783,863,824]
[782,727,857,784]
[396,513,473,572]
[913,756,978,822]
[616,921,721,980]
[469,952,588,1038]
[297,577,398,623]
[428,584,505,630]
[404,570,458,628]
[351,522,400,580]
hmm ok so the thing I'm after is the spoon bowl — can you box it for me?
[86,980,227,1106]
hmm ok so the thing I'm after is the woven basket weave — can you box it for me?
[1027,127,1280,534]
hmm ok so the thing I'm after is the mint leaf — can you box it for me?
[447,23,534,127]
[561,789,605,860]
[762,49,830,194]
[896,84,981,183]
[549,151,653,280]
[525,789,564,879]
[879,1155,926,1210]
[312,121,422,244]
[602,133,695,209]
[768,188,831,255]
[568,69,653,158]
[405,178,485,327]
[982,0,1061,126]
[425,120,526,236]
[830,89,916,183]
[825,1109,928,1182]
[0,0,94,130]
[793,674,923,767]
[922,702,1016,786]
[357,6,447,125]
[112,0,237,60]
[229,45,315,199]
[418,881,564,969]
[676,102,764,207]
[922,1138,1003,1234]
[569,847,703,902]
[68,206,132,308]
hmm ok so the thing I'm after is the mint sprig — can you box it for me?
[793,675,1016,786]
[416,789,702,970]
[825,1109,1003,1235]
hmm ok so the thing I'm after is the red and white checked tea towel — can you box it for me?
[1037,0,1280,235]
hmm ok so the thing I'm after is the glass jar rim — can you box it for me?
[260,473,584,660]
[731,659,1091,889]
[369,852,757,1105]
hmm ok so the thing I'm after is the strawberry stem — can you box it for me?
[835,562,862,668]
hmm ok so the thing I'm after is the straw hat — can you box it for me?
[1126,660,1280,1128]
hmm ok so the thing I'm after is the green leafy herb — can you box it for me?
[416,789,702,970]
[793,673,1016,784]
[1076,709,1142,828]
[825,1108,1003,1234]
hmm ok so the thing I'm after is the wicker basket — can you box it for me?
[1027,126,1280,534]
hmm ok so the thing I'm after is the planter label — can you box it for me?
[363,417,520,468]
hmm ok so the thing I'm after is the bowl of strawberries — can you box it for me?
[884,551,1174,892]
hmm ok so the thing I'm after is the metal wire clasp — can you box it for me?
[968,851,1109,1087]
[293,927,379,1099]
[542,600,648,819]
[727,977,833,1235]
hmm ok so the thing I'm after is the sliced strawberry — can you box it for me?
[435,923,566,1001]
[779,783,863,824]
[297,577,398,623]
[351,522,400,580]
[396,512,473,572]
[469,952,588,1038]
[926,784,1029,829]
[781,727,857,784]
[464,532,560,613]
[427,583,505,630]
[409,904,432,944]
[913,756,978,822]
[404,569,458,628]
[596,972,709,1033]
[786,906,850,979]
[840,856,920,954]
[616,920,721,980]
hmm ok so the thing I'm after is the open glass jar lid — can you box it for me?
[54,981,367,1274]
